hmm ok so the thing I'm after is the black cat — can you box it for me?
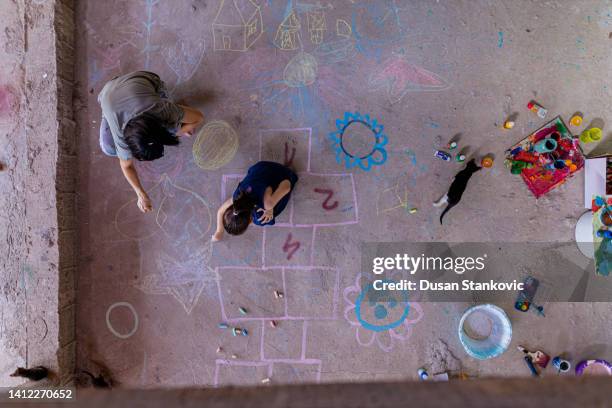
[434,159,482,224]
[10,366,48,381]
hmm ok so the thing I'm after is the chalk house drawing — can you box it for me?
[274,4,302,50]
[336,19,352,38]
[368,53,451,104]
[343,274,423,352]
[307,9,326,44]
[329,111,388,171]
[213,0,264,52]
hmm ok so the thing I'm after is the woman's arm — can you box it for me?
[177,104,204,136]
[119,158,152,213]
[212,198,234,242]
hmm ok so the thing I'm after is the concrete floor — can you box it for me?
[75,0,612,387]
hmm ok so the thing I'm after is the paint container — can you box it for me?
[570,114,583,127]
[552,357,571,373]
[218,323,229,329]
[527,101,547,118]
[503,120,515,129]
[455,154,466,163]
[575,359,612,376]
[434,150,452,161]
[448,141,458,150]
[239,307,248,315]
[481,156,494,168]
[533,138,558,153]
[458,304,512,360]
[417,368,429,380]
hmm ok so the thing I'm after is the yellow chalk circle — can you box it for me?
[193,120,239,170]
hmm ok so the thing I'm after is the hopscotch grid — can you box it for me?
[301,321,308,360]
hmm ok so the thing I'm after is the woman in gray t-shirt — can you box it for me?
[98,71,203,213]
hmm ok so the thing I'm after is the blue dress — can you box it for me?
[232,161,299,226]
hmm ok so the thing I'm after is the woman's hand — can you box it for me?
[257,208,274,224]
[212,230,224,242]
[137,193,153,213]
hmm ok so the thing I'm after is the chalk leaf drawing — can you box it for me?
[344,274,423,352]
[135,247,217,314]
[213,0,263,52]
[162,39,206,83]
[336,19,352,38]
[274,3,302,50]
[368,54,450,104]
[193,120,239,170]
[329,111,388,172]
[375,182,409,215]
[114,175,212,242]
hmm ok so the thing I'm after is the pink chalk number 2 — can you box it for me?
[314,188,339,210]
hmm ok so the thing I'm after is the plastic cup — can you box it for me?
[589,128,602,142]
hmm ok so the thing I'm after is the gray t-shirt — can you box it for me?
[98,71,185,160]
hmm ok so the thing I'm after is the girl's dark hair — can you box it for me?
[123,113,179,161]
[223,190,257,235]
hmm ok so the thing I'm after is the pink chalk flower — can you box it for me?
[343,274,423,352]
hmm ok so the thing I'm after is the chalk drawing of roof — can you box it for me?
[213,0,263,51]
[274,1,302,50]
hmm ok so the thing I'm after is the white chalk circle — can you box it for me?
[193,120,239,170]
[283,52,318,88]
[106,302,139,339]
[575,210,595,259]
[458,304,512,360]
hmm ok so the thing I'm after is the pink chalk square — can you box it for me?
[291,173,358,226]
[262,320,304,360]
[209,226,263,268]
[271,361,321,383]
[263,227,313,267]
[285,268,338,319]
[214,361,271,386]
[217,267,285,320]
[220,173,292,225]
[259,128,311,172]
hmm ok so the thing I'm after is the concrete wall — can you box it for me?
[0,0,76,386]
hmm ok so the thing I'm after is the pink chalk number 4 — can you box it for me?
[282,233,300,260]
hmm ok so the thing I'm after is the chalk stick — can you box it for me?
[216,347,223,353]
[241,329,248,336]
[239,307,248,315]
[232,328,239,336]
[218,323,229,329]
[409,208,418,214]
[269,320,277,328]
[261,378,270,384]
[274,290,284,299]
[231,354,238,359]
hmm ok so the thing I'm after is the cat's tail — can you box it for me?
[439,202,456,224]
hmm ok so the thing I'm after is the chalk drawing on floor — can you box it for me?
[343,274,423,352]
[193,120,239,170]
[307,9,326,44]
[274,3,302,50]
[329,111,388,171]
[114,175,212,243]
[212,126,356,384]
[368,52,451,104]
[213,0,264,52]
[142,0,160,69]
[283,52,318,88]
[351,0,405,60]
[336,19,352,38]
[106,302,139,339]
[135,247,217,314]
[375,182,409,215]
[162,39,206,83]
[136,149,185,183]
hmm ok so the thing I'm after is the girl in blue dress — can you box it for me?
[212,161,299,241]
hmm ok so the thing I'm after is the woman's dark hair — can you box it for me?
[123,113,179,161]
[223,190,257,235]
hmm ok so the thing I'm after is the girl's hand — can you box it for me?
[137,193,153,213]
[257,208,274,224]
[212,231,224,242]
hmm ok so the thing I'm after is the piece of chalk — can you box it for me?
[231,354,238,359]
[242,329,248,336]
[261,377,270,384]
[269,320,277,328]
[232,328,239,336]
[274,290,284,299]
[216,347,223,353]
[409,208,418,214]
[218,323,229,329]
[239,307,248,315]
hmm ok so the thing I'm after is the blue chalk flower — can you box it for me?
[329,111,388,171]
